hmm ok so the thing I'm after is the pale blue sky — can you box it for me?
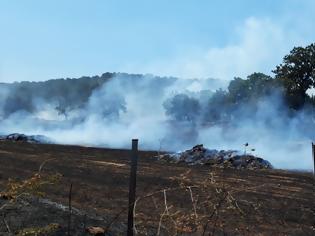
[0,0,314,82]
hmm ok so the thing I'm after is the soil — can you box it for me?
[0,141,314,235]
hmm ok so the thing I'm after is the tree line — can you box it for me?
[0,43,314,124]
[164,43,315,123]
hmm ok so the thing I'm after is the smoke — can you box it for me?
[0,74,314,170]
[123,16,314,80]
[197,93,314,170]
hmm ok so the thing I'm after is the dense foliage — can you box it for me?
[273,43,315,109]
[0,73,112,117]
[163,94,201,122]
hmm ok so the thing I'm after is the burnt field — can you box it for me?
[0,141,314,235]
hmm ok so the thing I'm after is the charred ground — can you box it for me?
[0,141,314,235]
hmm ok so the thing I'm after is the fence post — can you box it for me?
[312,142,315,176]
[127,139,138,236]
[67,183,73,236]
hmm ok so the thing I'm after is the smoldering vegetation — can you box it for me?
[0,44,315,170]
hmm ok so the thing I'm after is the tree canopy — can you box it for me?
[163,94,201,122]
[273,43,315,109]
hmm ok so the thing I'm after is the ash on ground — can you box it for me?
[158,144,272,169]
[0,133,51,144]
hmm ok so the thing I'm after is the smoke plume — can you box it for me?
[0,73,313,170]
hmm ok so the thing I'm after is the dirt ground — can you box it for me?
[0,141,314,235]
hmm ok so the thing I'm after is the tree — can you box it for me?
[273,43,315,109]
[163,94,200,122]
[227,73,275,105]
[204,89,230,123]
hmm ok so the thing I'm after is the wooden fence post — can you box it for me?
[67,183,73,236]
[127,139,138,236]
[312,142,315,176]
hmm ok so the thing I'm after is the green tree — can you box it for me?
[163,94,200,122]
[273,43,315,109]
[204,89,230,123]
[227,73,275,105]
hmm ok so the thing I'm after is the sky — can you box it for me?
[0,0,314,82]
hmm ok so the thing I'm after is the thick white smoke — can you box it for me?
[0,75,313,170]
